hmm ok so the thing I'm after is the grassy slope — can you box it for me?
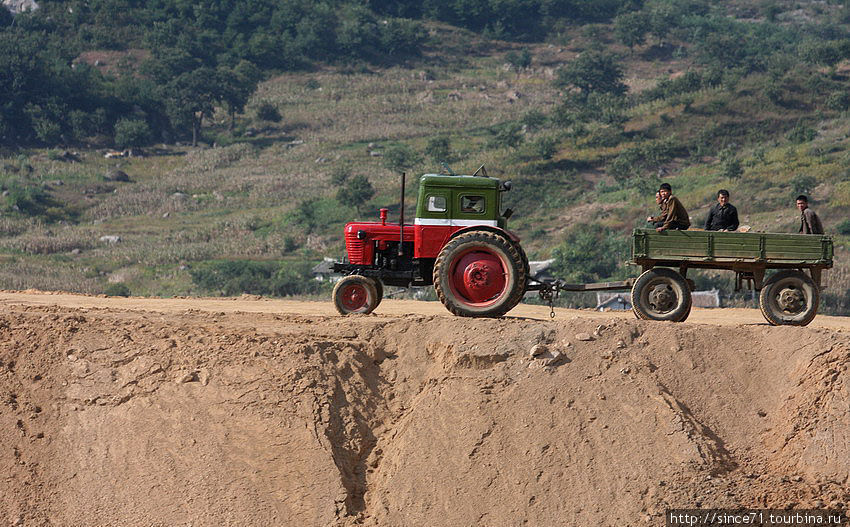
[1,14,850,307]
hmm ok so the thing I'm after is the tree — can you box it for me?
[337,174,375,214]
[219,60,262,130]
[614,12,649,50]
[551,225,624,283]
[161,67,220,146]
[556,52,628,98]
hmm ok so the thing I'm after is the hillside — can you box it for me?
[1,1,850,312]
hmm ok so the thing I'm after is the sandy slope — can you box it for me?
[0,291,848,526]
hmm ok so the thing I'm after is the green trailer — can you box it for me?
[630,229,833,325]
[536,229,833,326]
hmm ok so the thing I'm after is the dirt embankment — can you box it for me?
[0,294,848,526]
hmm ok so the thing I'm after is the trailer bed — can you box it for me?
[631,229,833,269]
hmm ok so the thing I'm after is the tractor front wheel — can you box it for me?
[433,231,527,317]
[333,275,380,315]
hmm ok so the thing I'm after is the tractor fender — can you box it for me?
[447,225,521,244]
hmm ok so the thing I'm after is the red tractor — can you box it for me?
[332,169,529,317]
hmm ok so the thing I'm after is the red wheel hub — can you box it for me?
[451,250,507,304]
[340,284,368,311]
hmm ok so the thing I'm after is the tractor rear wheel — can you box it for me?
[759,270,818,326]
[507,241,530,311]
[631,268,692,322]
[373,279,384,310]
[433,231,526,317]
[333,275,380,315]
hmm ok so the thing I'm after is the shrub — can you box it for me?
[790,173,817,196]
[608,137,682,181]
[425,137,451,163]
[104,283,131,297]
[189,260,323,296]
[488,122,524,149]
[330,164,351,185]
[555,52,627,97]
[534,136,558,160]
[383,144,421,171]
[0,178,72,221]
[719,158,743,180]
[836,219,850,235]
[826,91,850,111]
[521,110,547,131]
[336,174,375,213]
[505,48,531,70]
[114,118,152,148]
[254,101,282,123]
[379,18,427,55]
[787,123,817,143]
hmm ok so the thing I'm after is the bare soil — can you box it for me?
[1,291,848,526]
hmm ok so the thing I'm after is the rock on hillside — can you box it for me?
[2,0,38,14]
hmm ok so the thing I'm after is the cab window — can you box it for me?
[460,195,485,214]
[427,195,447,212]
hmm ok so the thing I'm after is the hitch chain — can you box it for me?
[539,281,562,319]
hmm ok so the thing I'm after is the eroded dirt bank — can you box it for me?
[0,294,848,526]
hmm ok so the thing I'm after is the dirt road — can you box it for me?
[1,291,848,526]
[3,289,850,329]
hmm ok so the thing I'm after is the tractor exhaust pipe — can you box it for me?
[399,172,405,256]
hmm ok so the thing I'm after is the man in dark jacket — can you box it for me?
[647,183,690,231]
[704,189,739,231]
[797,195,824,234]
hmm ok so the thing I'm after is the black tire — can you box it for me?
[433,231,527,317]
[759,270,819,326]
[373,279,384,310]
[507,240,530,311]
[631,268,692,322]
[333,275,379,315]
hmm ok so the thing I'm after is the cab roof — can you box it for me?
[419,174,500,189]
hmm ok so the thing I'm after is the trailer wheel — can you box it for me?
[333,275,380,315]
[759,270,819,326]
[631,268,692,322]
[433,231,526,317]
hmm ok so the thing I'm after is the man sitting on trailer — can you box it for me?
[704,189,739,231]
[647,183,690,232]
[797,195,824,234]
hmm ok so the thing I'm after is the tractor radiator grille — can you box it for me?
[345,232,367,264]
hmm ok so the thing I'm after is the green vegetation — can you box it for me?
[189,260,324,297]
[104,283,131,297]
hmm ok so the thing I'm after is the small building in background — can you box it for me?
[596,293,631,311]
[311,257,337,282]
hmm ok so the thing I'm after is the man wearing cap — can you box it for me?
[647,183,690,232]
[704,189,739,231]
